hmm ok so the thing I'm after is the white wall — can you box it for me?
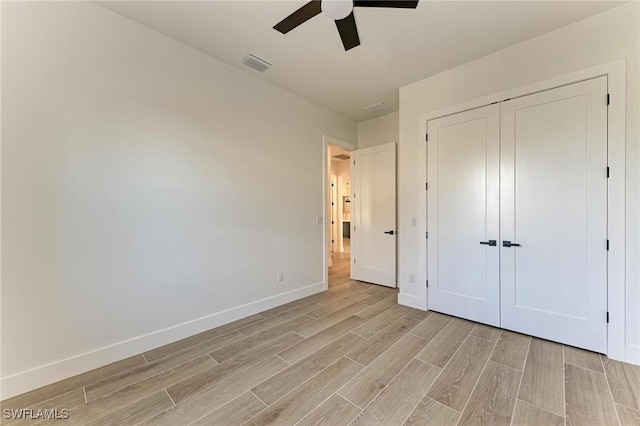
[398,3,639,363]
[1,1,356,398]
[357,112,399,148]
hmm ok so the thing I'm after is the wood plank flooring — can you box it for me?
[3,244,640,425]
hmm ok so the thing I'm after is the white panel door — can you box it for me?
[500,77,608,353]
[427,104,501,326]
[352,142,396,287]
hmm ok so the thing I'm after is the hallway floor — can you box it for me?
[329,237,351,289]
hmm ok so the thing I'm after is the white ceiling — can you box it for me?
[97,0,624,122]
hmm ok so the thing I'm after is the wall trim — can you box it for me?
[406,59,628,363]
[0,281,325,400]
[398,292,427,310]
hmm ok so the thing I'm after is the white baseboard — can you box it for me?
[0,281,325,400]
[398,292,427,311]
[625,344,640,365]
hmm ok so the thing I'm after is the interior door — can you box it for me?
[500,77,608,353]
[351,142,396,287]
[427,104,501,326]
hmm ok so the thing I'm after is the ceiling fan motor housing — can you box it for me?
[321,0,354,20]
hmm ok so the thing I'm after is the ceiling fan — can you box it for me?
[274,0,419,51]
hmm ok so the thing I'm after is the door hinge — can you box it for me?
[426,280,429,288]
[607,312,610,323]
[331,239,334,243]
[331,202,334,206]
[607,240,610,251]
[331,221,334,224]
[607,93,610,105]
[425,133,429,142]
[353,160,356,165]
[353,258,356,264]
[426,231,428,239]
[607,167,610,178]
[331,183,334,187]
[426,182,428,190]
[354,226,356,231]
[353,193,356,198]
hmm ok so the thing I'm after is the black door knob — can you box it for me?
[503,240,521,247]
[480,240,497,246]
[384,230,395,235]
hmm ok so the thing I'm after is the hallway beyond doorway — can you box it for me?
[329,237,350,288]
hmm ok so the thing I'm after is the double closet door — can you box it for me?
[427,77,608,353]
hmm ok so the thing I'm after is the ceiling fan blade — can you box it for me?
[335,11,360,51]
[274,0,322,34]
[353,0,419,8]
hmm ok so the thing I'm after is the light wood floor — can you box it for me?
[329,237,351,288]
[3,245,639,425]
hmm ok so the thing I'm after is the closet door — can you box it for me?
[500,77,608,353]
[427,104,500,326]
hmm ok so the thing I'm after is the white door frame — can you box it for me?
[416,59,627,362]
[323,136,356,291]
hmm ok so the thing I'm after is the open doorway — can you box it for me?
[328,145,352,288]
[323,137,398,293]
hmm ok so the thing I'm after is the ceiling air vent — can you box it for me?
[241,54,272,72]
[364,102,389,113]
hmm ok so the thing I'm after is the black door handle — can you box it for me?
[503,240,521,247]
[480,240,497,246]
[384,230,395,235]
